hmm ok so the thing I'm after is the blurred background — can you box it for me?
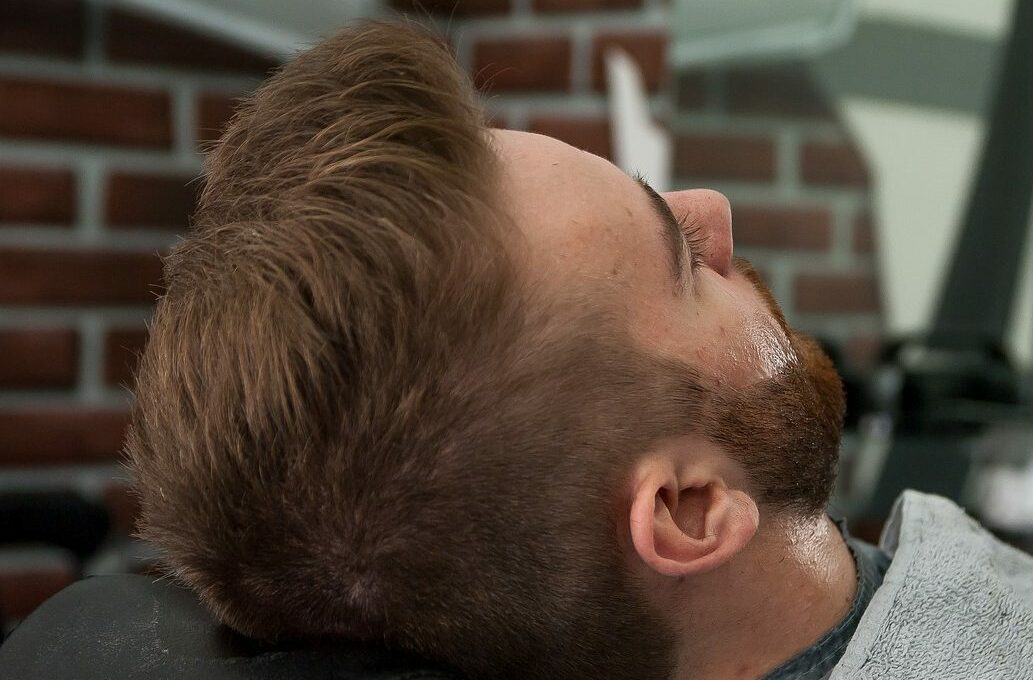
[1,0,1031,636]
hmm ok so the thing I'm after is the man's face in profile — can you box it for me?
[493,129,793,393]
[492,128,845,511]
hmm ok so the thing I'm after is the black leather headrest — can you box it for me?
[0,574,461,680]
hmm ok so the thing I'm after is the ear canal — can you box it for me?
[657,487,677,515]
[670,485,711,539]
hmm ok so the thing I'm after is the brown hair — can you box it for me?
[125,20,689,680]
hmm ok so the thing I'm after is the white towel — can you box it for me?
[830,490,1033,679]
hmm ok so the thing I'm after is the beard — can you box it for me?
[470,256,850,680]
[698,257,847,514]
[535,256,851,680]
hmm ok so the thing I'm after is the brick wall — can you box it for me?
[0,0,271,629]
[0,0,882,627]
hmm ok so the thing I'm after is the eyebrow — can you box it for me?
[633,175,686,288]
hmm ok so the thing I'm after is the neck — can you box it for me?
[670,513,857,680]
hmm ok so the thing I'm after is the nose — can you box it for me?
[661,188,733,277]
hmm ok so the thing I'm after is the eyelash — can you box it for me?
[678,212,707,271]
[631,172,706,273]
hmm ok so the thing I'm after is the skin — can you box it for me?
[491,129,857,680]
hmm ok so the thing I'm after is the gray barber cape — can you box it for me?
[829,490,1033,679]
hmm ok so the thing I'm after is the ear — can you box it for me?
[628,457,759,578]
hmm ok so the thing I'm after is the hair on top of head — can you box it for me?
[125,19,688,680]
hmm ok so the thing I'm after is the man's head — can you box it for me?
[126,20,844,680]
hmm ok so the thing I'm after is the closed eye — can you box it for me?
[632,173,704,288]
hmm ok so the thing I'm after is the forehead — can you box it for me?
[490,129,670,293]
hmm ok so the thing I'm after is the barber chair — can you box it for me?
[839,0,1033,524]
[0,574,462,679]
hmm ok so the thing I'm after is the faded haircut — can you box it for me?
[125,20,693,680]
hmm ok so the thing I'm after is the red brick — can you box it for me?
[801,141,869,187]
[534,0,640,12]
[795,273,881,313]
[726,64,834,118]
[103,484,142,535]
[473,36,572,92]
[0,167,75,225]
[390,0,510,14]
[0,562,77,619]
[0,248,164,305]
[673,133,775,181]
[844,334,884,367]
[197,92,242,144]
[732,206,832,251]
[0,77,172,148]
[0,329,78,389]
[853,211,876,253]
[528,116,612,160]
[0,0,84,59]
[106,8,278,75]
[0,409,130,465]
[592,31,667,92]
[104,328,149,388]
[105,173,198,231]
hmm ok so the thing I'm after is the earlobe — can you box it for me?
[629,467,759,578]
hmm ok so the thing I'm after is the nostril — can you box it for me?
[708,235,732,278]
[702,190,733,277]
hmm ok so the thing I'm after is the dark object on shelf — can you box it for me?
[0,491,110,559]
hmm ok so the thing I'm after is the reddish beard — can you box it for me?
[701,257,847,514]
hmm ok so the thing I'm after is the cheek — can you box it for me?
[665,301,798,388]
[693,326,777,387]
[631,270,799,388]
[737,311,797,377]
[637,313,759,387]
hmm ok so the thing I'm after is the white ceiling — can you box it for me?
[862,0,1011,38]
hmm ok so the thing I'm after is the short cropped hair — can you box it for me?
[126,21,689,680]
